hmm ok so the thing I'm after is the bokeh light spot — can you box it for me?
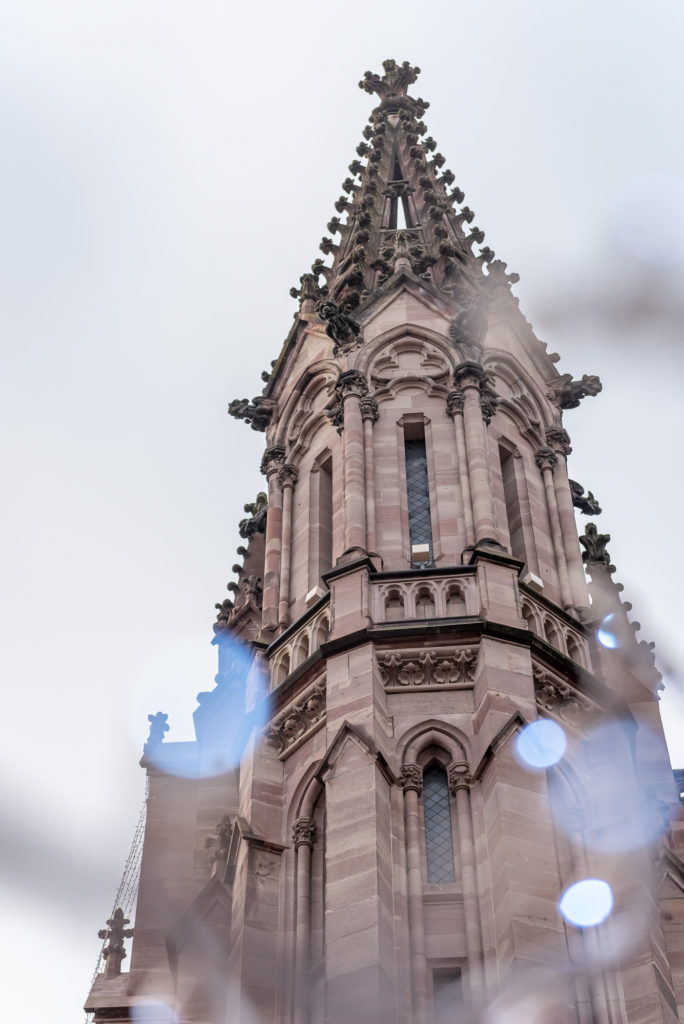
[131,1002,178,1023]
[515,720,567,769]
[597,613,619,649]
[560,879,614,927]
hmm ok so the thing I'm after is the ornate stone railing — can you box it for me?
[371,569,478,623]
[519,590,589,669]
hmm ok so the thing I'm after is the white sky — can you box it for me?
[1,2,683,1021]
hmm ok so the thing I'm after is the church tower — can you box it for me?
[86,61,684,1024]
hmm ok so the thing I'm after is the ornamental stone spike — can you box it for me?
[98,908,134,979]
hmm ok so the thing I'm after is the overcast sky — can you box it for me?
[1,2,683,1021]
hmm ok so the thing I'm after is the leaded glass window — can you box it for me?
[423,764,455,883]
[405,438,434,564]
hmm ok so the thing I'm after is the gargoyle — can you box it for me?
[228,397,274,432]
[570,480,602,516]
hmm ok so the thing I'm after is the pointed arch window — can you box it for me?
[423,764,455,883]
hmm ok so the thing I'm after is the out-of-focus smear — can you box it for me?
[611,173,684,266]
[559,879,614,927]
[597,612,620,649]
[514,719,567,769]
[550,721,668,854]
[143,633,268,779]
[130,1002,178,1023]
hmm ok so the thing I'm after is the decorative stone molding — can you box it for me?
[360,396,379,423]
[570,480,602,516]
[335,368,369,401]
[292,817,317,849]
[265,679,326,756]
[533,664,593,727]
[546,373,602,410]
[534,446,558,473]
[400,762,423,794]
[447,761,471,794]
[445,388,465,417]
[278,464,299,489]
[545,425,572,457]
[379,647,477,689]
[260,445,286,477]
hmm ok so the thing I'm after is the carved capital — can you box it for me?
[453,361,487,391]
[260,445,286,477]
[292,817,317,848]
[545,426,572,456]
[278,464,298,489]
[335,369,369,401]
[446,389,465,418]
[535,447,558,473]
[447,761,471,794]
[360,396,379,423]
[400,763,423,794]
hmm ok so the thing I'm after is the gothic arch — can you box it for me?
[273,360,339,447]
[399,719,470,770]
[354,323,458,378]
[483,349,555,430]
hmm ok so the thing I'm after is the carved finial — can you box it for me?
[143,712,169,754]
[98,908,134,979]
[359,60,421,105]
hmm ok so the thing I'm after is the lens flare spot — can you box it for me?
[560,879,614,927]
[515,720,567,769]
[131,1002,178,1023]
[597,613,619,649]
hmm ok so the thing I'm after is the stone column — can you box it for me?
[260,446,286,632]
[535,447,573,610]
[293,817,317,1024]
[454,363,498,545]
[401,763,428,1024]
[360,397,379,554]
[448,763,484,994]
[277,464,298,629]
[545,427,590,613]
[446,388,475,547]
[335,370,369,558]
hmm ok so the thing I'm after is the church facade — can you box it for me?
[86,62,684,1024]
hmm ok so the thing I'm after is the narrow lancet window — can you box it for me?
[405,434,434,564]
[499,445,526,565]
[423,765,456,883]
[318,455,333,576]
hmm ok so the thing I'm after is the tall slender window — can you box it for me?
[405,433,434,564]
[318,455,333,576]
[423,765,455,883]
[499,445,526,565]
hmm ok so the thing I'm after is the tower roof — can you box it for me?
[289,59,519,316]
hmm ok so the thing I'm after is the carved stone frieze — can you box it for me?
[400,762,423,794]
[265,679,326,756]
[292,817,317,849]
[379,647,477,689]
[546,373,602,410]
[533,664,593,727]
